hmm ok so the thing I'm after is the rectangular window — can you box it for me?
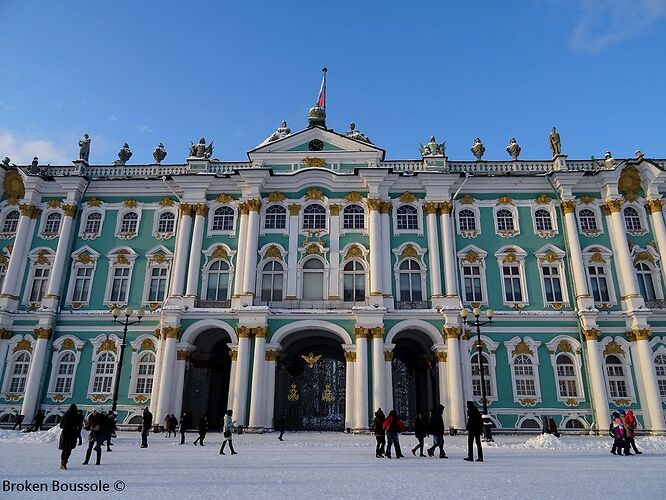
[110,267,130,302]
[542,265,563,303]
[502,265,523,302]
[463,265,483,302]
[588,265,610,302]
[72,266,93,302]
[29,267,50,302]
[148,267,168,302]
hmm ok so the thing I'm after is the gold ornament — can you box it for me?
[97,339,117,354]
[162,326,180,339]
[123,199,138,208]
[583,328,601,341]
[211,246,229,260]
[345,245,363,259]
[399,192,418,203]
[287,384,300,402]
[646,199,664,214]
[62,204,78,218]
[423,202,439,215]
[435,351,447,362]
[353,327,369,339]
[603,340,624,356]
[246,199,262,212]
[579,195,596,205]
[264,245,283,259]
[401,244,418,258]
[459,194,475,205]
[444,326,461,339]
[464,251,479,263]
[617,165,641,202]
[86,198,103,207]
[19,204,40,219]
[216,194,233,203]
[556,340,572,353]
[159,197,175,207]
[439,201,453,215]
[14,339,32,353]
[380,201,392,214]
[236,326,251,338]
[511,341,533,357]
[344,192,364,203]
[303,157,326,168]
[367,198,382,212]
[383,351,393,362]
[288,204,301,216]
[3,169,25,203]
[302,352,322,368]
[321,384,335,402]
[590,251,605,263]
[561,200,576,214]
[141,339,154,351]
[266,192,286,203]
[34,327,51,340]
[305,189,324,201]
[176,350,190,361]
[496,196,513,205]
[329,204,341,216]
[194,203,208,216]
[534,194,551,204]
[602,199,624,214]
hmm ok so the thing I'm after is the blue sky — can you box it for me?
[1,0,665,164]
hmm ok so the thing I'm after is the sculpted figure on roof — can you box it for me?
[549,127,561,157]
[345,122,373,144]
[153,143,167,164]
[506,137,521,161]
[268,120,292,142]
[78,134,91,162]
[470,137,485,160]
[117,143,132,165]
[420,136,445,157]
[189,137,214,159]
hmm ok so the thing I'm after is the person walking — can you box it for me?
[383,410,405,459]
[427,404,447,458]
[372,408,386,458]
[610,413,627,455]
[219,409,238,455]
[548,417,561,438]
[170,414,179,438]
[180,411,190,445]
[82,407,106,465]
[193,414,208,446]
[12,412,24,430]
[58,404,79,470]
[464,401,483,462]
[33,410,45,432]
[541,416,550,434]
[411,412,426,457]
[623,410,642,455]
[276,414,285,441]
[76,410,84,445]
[164,414,173,438]
[140,407,153,448]
[105,410,116,451]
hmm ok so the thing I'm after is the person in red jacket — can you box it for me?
[383,410,405,459]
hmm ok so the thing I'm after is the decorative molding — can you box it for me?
[211,245,229,260]
[518,399,538,407]
[380,201,392,214]
[496,195,513,205]
[443,326,461,339]
[236,326,251,338]
[439,201,453,215]
[603,340,625,356]
[14,339,32,353]
[246,199,262,212]
[646,199,664,214]
[3,169,25,202]
[370,326,385,339]
[511,341,533,357]
[561,201,576,214]
[86,198,103,207]
[579,195,596,205]
[96,339,117,354]
[353,327,369,339]
[344,351,357,362]
[0,328,12,340]
[264,244,283,260]
[34,327,51,340]
[618,165,641,202]
[463,251,479,263]
[534,194,551,204]
[179,203,194,217]
[423,202,439,215]
[194,203,208,216]
[582,328,601,341]
[602,199,624,214]
[345,244,363,259]
[556,340,572,353]
[303,157,326,168]
[400,244,418,258]
[288,204,301,216]
[265,350,281,361]
[123,199,138,208]
[305,189,324,201]
[140,339,155,351]
[399,192,418,203]
[266,192,286,203]
[176,350,190,361]
[435,351,447,362]
[329,204,341,216]
[216,193,233,203]
[367,198,382,212]
[253,326,269,338]
[62,204,78,218]
[162,326,181,339]
[19,204,40,219]
[459,194,475,205]
[344,192,364,203]
[626,328,651,342]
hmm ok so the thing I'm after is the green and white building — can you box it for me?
[1,106,666,433]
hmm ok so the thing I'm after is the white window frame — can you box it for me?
[600,337,636,403]
[22,248,55,305]
[46,335,85,399]
[1,336,34,397]
[38,209,62,240]
[392,243,428,303]
[622,202,648,236]
[535,245,569,307]
[493,205,519,238]
[78,207,106,240]
[466,335,499,404]
[128,335,158,399]
[298,256,329,300]
[152,208,177,240]
[115,207,142,240]
[257,258,286,303]
[0,206,20,238]
[341,258,368,304]
[575,203,603,237]
[261,203,288,235]
[65,247,100,306]
[103,248,138,306]
[495,246,529,306]
[393,203,423,235]
[341,204,367,233]
[531,204,558,238]
[455,205,481,238]
[504,336,542,403]
[301,203,328,232]
[546,336,586,404]
[142,246,173,305]
[200,244,236,300]
[457,245,488,306]
[652,346,666,402]
[634,261,662,301]
[582,246,616,306]
[87,335,120,402]
[208,204,237,235]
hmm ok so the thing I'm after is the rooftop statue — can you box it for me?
[153,143,167,164]
[506,137,521,161]
[78,133,91,162]
[189,137,213,159]
[30,157,40,174]
[549,127,561,157]
[604,151,615,169]
[345,122,373,144]
[635,149,644,161]
[268,121,292,142]
[117,143,133,165]
[420,136,445,157]
[470,137,485,160]
[1,157,10,167]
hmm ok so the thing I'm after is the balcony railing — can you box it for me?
[194,299,231,308]
[253,299,361,310]
[645,299,666,309]
[394,300,433,310]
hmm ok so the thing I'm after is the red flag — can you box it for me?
[316,67,327,109]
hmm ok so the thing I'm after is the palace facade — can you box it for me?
[1,108,666,433]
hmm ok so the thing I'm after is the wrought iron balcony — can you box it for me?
[394,300,433,310]
[254,299,360,310]
[194,299,232,308]
[645,299,666,309]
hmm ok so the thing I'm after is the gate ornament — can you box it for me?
[302,352,322,368]
[321,384,335,402]
[287,384,300,402]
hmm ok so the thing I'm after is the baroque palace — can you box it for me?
[1,105,666,434]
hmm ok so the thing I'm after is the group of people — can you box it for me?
[372,401,484,462]
[163,413,179,438]
[610,409,642,456]
[10,410,45,432]
[541,417,561,437]
[58,405,116,469]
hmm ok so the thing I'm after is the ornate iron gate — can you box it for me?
[391,357,417,430]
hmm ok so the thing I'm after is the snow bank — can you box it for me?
[511,433,666,451]
[0,426,59,444]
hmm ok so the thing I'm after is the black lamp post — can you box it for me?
[460,306,494,442]
[110,306,144,413]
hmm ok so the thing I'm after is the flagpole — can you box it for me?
[322,66,327,111]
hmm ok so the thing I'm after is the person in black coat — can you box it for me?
[12,413,24,430]
[76,410,84,445]
[193,414,208,446]
[277,414,285,441]
[411,412,427,457]
[83,408,106,465]
[427,404,447,458]
[33,410,45,431]
[105,410,116,451]
[58,404,79,470]
[180,411,190,445]
[548,417,560,438]
[140,407,153,448]
[464,401,484,462]
[372,408,386,458]
[169,414,179,437]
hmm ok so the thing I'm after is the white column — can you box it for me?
[328,205,341,299]
[439,202,457,296]
[371,328,385,412]
[227,349,238,410]
[44,204,76,300]
[647,200,666,288]
[384,350,394,411]
[232,329,252,425]
[0,204,39,298]
[367,200,383,300]
[561,201,590,299]
[582,330,611,431]
[20,328,51,422]
[233,207,249,297]
[354,329,369,430]
[380,203,393,299]
[242,200,261,295]
[248,327,267,430]
[149,331,165,416]
[604,200,642,305]
[436,350,449,427]
[424,202,443,298]
[632,332,666,432]
[185,205,207,297]
[0,330,11,374]
[344,351,356,431]
[169,204,193,297]
[445,327,465,429]
[286,204,300,299]
[171,350,189,419]
[156,327,179,422]
[264,350,278,429]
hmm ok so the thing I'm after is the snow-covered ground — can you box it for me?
[1,429,665,499]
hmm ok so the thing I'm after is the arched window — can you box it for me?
[343,261,365,302]
[520,419,541,430]
[513,355,537,397]
[605,354,628,398]
[84,212,102,234]
[458,209,476,232]
[44,213,62,234]
[635,262,657,301]
[135,352,155,394]
[302,258,324,300]
[265,205,286,230]
[343,205,365,229]
[578,209,598,232]
[92,352,116,394]
[260,261,284,302]
[54,352,76,394]
[471,352,491,398]
[212,207,234,231]
[120,212,139,234]
[396,205,418,230]
[303,204,326,230]
[398,259,422,302]
[157,212,175,234]
[0,262,6,293]
[534,209,553,232]
[8,352,31,393]
[654,354,666,399]
[623,207,642,231]
[206,260,230,301]
[2,210,19,233]
[555,354,579,398]
[565,419,585,429]
[29,265,50,302]
[496,209,514,231]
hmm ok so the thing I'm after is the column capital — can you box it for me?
[237,325,252,338]
[176,350,191,361]
[229,350,239,361]
[252,325,269,338]
[435,350,447,362]
[19,203,40,219]
[288,204,301,216]
[582,328,601,341]
[439,201,453,215]
[383,351,394,362]
[344,351,357,362]
[646,199,664,214]
[0,328,11,339]
[246,199,262,212]
[239,202,250,215]
[561,200,577,214]
[34,327,51,340]
[353,326,369,339]
[162,326,181,339]
[179,203,194,217]
[626,328,652,342]
[379,201,392,214]
[443,326,461,339]
[423,201,440,215]
[265,350,280,361]
[602,199,624,214]
[62,204,78,218]
[370,326,385,339]
[194,203,209,216]
[329,204,341,216]
[367,198,382,212]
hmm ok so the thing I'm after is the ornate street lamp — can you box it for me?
[110,306,144,413]
[460,306,494,442]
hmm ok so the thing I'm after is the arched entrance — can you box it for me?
[182,328,232,430]
[275,331,346,431]
[391,330,439,430]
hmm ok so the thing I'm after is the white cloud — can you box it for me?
[0,131,72,165]
[570,0,666,52]
[135,124,154,134]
